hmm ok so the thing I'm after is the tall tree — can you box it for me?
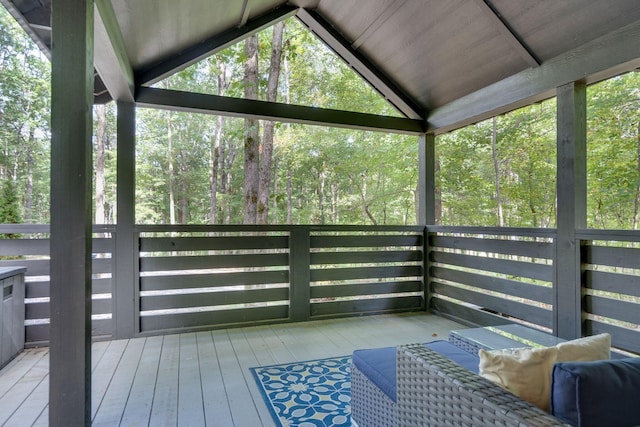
[209,62,229,224]
[94,104,107,224]
[257,22,285,224]
[634,121,640,229]
[491,117,504,226]
[243,35,260,224]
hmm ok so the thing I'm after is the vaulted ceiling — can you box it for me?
[3,0,640,133]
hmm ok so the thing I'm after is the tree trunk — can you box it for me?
[330,182,337,223]
[355,172,377,225]
[287,166,292,224]
[25,127,34,223]
[243,34,260,224]
[272,156,279,223]
[167,112,176,225]
[318,167,326,223]
[219,135,238,225]
[634,121,640,230]
[209,63,229,224]
[492,117,504,226]
[95,104,107,224]
[180,170,188,223]
[435,155,442,224]
[258,22,285,224]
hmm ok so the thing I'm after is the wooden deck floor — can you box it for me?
[0,313,462,426]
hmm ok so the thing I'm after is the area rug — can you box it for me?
[250,355,351,427]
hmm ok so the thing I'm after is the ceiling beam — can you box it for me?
[296,8,425,120]
[428,19,640,134]
[136,87,425,135]
[136,5,298,86]
[471,0,540,67]
[94,0,135,102]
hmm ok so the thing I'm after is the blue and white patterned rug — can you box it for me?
[250,355,351,427]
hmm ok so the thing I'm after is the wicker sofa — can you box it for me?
[351,341,570,427]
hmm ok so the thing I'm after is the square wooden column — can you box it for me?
[49,0,94,425]
[115,102,137,338]
[418,134,436,225]
[554,81,587,340]
[418,133,436,311]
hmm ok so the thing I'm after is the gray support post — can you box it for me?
[418,134,436,311]
[115,102,136,338]
[555,81,587,340]
[289,227,311,322]
[420,134,437,225]
[49,0,94,424]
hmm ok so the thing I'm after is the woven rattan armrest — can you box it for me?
[396,344,570,427]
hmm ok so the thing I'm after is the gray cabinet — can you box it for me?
[0,267,26,369]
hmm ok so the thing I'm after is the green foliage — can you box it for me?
[0,178,22,240]
[1,8,640,229]
[587,72,640,229]
[0,5,51,224]
[0,178,21,223]
[437,100,557,227]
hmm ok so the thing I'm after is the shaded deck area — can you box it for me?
[0,313,462,426]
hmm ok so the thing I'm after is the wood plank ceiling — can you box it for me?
[3,0,640,132]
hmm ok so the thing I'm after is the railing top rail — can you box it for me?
[0,224,116,234]
[576,228,640,242]
[427,225,557,237]
[0,224,50,233]
[134,224,425,233]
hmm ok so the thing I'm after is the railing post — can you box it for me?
[289,227,311,322]
[555,81,586,340]
[423,226,431,312]
[418,133,437,225]
[419,133,436,311]
[114,101,136,339]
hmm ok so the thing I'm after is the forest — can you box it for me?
[1,8,639,229]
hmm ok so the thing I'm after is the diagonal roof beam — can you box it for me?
[136,86,425,135]
[0,0,51,59]
[136,5,298,86]
[94,0,135,102]
[296,8,425,120]
[471,0,541,67]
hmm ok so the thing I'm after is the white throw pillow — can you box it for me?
[556,333,610,362]
[478,332,611,412]
[479,346,558,411]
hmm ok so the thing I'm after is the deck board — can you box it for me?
[0,313,462,426]
[196,331,234,426]
[148,334,180,426]
[120,335,163,426]
[177,333,206,426]
[93,338,146,426]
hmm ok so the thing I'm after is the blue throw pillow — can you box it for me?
[551,357,640,427]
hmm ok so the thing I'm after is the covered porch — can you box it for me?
[0,0,639,425]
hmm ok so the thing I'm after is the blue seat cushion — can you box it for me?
[551,357,640,427]
[352,340,479,402]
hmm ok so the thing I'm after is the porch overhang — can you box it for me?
[2,0,640,425]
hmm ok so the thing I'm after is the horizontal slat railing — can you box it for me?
[2,223,638,354]
[136,225,427,333]
[0,224,115,345]
[427,226,556,331]
[137,227,290,333]
[309,227,425,318]
[578,229,640,354]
